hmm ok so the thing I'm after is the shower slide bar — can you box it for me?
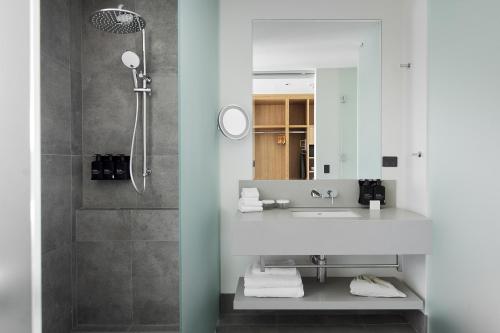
[258,255,403,272]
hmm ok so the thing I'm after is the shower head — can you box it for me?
[122,51,140,69]
[122,51,140,88]
[89,5,146,34]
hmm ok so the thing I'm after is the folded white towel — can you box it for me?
[241,192,259,199]
[241,187,259,195]
[239,198,263,207]
[244,285,304,298]
[350,275,407,298]
[250,261,297,276]
[238,203,263,213]
[244,265,302,288]
[241,188,260,199]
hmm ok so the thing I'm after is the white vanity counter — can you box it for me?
[232,207,432,255]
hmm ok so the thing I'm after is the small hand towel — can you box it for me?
[350,275,407,298]
[238,203,263,213]
[241,192,260,199]
[244,265,302,288]
[241,188,260,199]
[250,261,297,276]
[244,285,304,298]
[239,198,263,207]
[241,187,259,195]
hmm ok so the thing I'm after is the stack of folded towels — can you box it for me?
[238,188,263,213]
[244,260,304,298]
[350,275,407,298]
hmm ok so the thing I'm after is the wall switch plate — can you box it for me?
[382,156,398,167]
[324,164,330,173]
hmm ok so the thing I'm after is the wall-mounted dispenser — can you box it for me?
[91,154,103,180]
[91,154,131,180]
[358,179,385,206]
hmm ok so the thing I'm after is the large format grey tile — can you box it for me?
[71,70,83,154]
[41,0,70,66]
[42,155,72,253]
[82,71,138,154]
[131,209,178,241]
[136,155,178,208]
[82,155,138,208]
[132,241,179,325]
[77,241,133,325]
[148,73,178,155]
[41,54,71,155]
[43,245,72,333]
[77,209,131,241]
[72,155,83,241]
[135,0,178,74]
[70,0,82,73]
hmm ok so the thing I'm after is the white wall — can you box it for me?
[315,68,358,179]
[0,0,40,332]
[316,68,341,179]
[219,0,426,294]
[253,78,314,94]
[357,23,382,178]
[400,0,428,300]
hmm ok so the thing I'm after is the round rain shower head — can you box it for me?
[89,7,146,34]
[122,51,140,69]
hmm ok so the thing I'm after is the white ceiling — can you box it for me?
[253,20,380,71]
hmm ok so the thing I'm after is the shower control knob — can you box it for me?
[139,73,152,83]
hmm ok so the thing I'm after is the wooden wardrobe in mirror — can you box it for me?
[253,94,315,180]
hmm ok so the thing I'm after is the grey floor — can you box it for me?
[216,312,418,333]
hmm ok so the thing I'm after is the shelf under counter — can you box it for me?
[234,277,424,311]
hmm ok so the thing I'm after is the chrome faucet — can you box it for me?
[310,189,339,206]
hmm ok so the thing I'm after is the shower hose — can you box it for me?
[129,92,146,193]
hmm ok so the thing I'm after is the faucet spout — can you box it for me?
[311,189,322,198]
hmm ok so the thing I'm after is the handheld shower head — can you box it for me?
[122,51,140,88]
[122,50,140,69]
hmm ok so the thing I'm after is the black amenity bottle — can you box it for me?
[91,154,104,180]
[102,154,114,180]
[373,179,386,205]
[358,179,373,205]
[113,154,130,180]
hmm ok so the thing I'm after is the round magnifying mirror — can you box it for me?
[218,105,250,140]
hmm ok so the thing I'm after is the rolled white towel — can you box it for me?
[250,261,297,276]
[239,198,263,207]
[244,285,304,298]
[244,265,302,288]
[350,275,407,298]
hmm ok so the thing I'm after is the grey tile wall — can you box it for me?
[81,0,178,210]
[43,246,72,333]
[75,209,179,327]
[39,0,181,331]
[41,0,82,331]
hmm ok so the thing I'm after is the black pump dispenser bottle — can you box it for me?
[102,154,114,180]
[91,154,104,180]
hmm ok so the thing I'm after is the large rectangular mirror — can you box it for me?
[252,20,382,180]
